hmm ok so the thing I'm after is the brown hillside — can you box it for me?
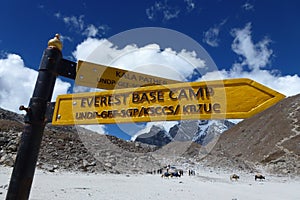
[0,108,161,174]
[204,94,300,175]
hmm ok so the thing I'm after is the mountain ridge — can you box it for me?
[202,94,300,175]
[0,93,299,175]
[134,120,235,146]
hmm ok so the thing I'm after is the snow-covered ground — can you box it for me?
[1,166,299,200]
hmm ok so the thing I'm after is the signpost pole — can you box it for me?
[6,35,63,200]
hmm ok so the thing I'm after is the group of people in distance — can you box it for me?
[148,165,196,178]
[161,165,196,178]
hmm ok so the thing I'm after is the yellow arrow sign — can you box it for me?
[52,78,285,125]
[75,60,181,89]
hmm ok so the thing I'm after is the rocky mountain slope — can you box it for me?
[134,120,235,146]
[0,108,161,174]
[1,94,299,176]
[202,94,300,175]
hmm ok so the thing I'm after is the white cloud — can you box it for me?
[72,37,206,83]
[59,34,73,43]
[54,13,108,38]
[203,19,227,47]
[242,2,254,11]
[83,24,102,38]
[163,9,180,21]
[203,27,220,47]
[54,12,61,18]
[0,54,71,113]
[63,15,85,31]
[184,0,196,12]
[200,23,300,97]
[146,1,180,21]
[52,78,71,101]
[231,23,272,70]
[146,2,164,21]
[72,37,105,61]
[146,0,197,22]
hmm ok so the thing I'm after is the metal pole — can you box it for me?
[6,35,63,200]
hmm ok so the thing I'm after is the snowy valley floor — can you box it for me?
[1,166,299,200]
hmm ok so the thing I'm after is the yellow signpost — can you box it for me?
[75,60,181,89]
[52,78,285,125]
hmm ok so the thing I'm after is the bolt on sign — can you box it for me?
[75,60,181,90]
[52,78,285,126]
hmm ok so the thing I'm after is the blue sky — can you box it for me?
[0,0,300,139]
[0,0,299,75]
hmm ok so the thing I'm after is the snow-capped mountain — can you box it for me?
[133,120,235,146]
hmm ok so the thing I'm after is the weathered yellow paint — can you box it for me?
[75,60,180,89]
[52,78,285,125]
